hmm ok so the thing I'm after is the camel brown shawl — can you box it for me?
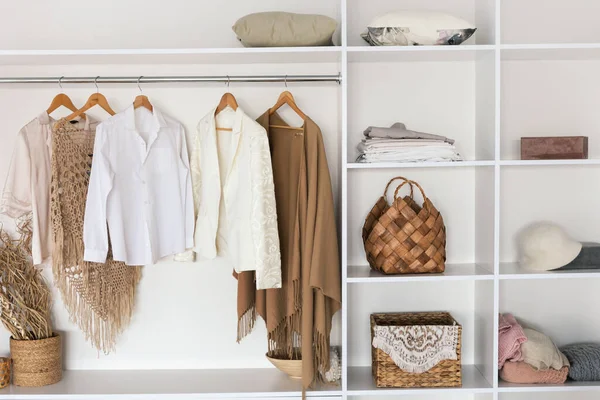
[50,119,141,353]
[236,112,341,390]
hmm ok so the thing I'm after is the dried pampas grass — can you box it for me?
[0,219,53,340]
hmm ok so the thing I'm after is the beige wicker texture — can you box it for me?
[362,177,446,275]
[0,358,9,388]
[371,312,462,388]
[10,334,62,387]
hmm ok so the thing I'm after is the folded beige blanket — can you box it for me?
[522,328,569,371]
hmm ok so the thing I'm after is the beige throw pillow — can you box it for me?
[233,12,337,47]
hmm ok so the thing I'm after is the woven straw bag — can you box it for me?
[362,176,446,274]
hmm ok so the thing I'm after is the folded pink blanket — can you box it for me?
[500,361,569,384]
[499,313,527,368]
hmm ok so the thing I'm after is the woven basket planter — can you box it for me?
[363,176,446,274]
[0,358,9,389]
[371,312,462,388]
[10,334,62,387]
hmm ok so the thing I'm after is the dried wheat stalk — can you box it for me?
[0,218,53,340]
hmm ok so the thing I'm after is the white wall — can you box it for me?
[501,0,600,44]
[0,61,342,369]
[354,395,486,400]
[500,165,600,262]
[348,61,478,162]
[502,60,600,160]
[348,168,478,266]
[501,393,600,400]
[348,281,477,366]
[0,0,341,49]
[501,279,600,348]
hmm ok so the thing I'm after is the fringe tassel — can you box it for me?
[53,259,141,354]
[267,311,302,360]
[237,305,256,343]
[313,330,331,382]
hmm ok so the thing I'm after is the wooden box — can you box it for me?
[521,136,588,160]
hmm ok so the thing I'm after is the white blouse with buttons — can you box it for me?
[83,105,194,266]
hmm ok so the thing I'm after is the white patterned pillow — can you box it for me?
[362,11,476,46]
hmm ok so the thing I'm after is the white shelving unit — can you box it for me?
[1,0,600,399]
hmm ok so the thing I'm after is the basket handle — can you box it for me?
[383,176,414,199]
[392,180,414,200]
[394,180,428,201]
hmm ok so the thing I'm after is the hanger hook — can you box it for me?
[137,76,143,94]
[227,75,230,88]
[94,76,100,93]
[285,75,288,88]
[58,76,64,92]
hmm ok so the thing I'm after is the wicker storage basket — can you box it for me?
[371,312,462,388]
[10,334,62,387]
[362,176,446,274]
[0,358,9,389]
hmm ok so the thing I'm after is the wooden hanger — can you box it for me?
[65,77,116,121]
[134,95,153,112]
[46,77,85,119]
[269,89,306,131]
[133,77,153,112]
[215,82,238,132]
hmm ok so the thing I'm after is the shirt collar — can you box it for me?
[37,111,53,125]
[124,104,168,132]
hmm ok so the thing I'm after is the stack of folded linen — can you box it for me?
[356,122,463,163]
[498,313,570,384]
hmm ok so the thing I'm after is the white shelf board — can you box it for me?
[348,161,494,169]
[502,43,600,61]
[348,45,495,63]
[0,47,342,65]
[500,159,600,167]
[499,380,600,393]
[500,263,600,280]
[348,264,494,283]
[347,365,492,396]
[0,369,341,399]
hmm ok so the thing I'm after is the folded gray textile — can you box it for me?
[556,242,600,271]
[561,343,600,381]
[363,122,455,145]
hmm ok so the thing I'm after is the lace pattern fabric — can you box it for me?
[50,119,141,353]
[372,325,459,373]
[249,133,282,290]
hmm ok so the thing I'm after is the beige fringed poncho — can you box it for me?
[236,112,341,392]
[50,118,141,353]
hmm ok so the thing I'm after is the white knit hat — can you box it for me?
[518,222,582,271]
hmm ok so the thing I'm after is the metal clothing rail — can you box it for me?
[0,74,341,84]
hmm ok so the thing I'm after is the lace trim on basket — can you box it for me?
[372,325,459,373]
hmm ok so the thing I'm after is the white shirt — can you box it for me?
[192,106,282,290]
[83,105,194,265]
[1,112,54,265]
